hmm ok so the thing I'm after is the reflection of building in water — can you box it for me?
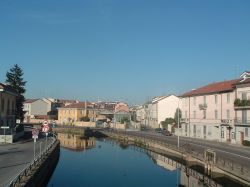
[57,133,96,151]
[148,151,222,187]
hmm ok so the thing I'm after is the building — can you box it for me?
[234,71,250,144]
[180,79,237,142]
[0,83,17,128]
[144,95,180,129]
[24,98,58,122]
[58,102,96,124]
[180,71,250,144]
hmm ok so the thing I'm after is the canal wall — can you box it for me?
[101,131,250,187]
[9,138,60,187]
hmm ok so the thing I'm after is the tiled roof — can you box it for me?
[60,102,92,109]
[182,79,239,97]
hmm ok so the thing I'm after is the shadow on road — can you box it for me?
[0,161,30,170]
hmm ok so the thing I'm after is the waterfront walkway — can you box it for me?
[0,137,53,186]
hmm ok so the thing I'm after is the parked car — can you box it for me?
[162,130,172,136]
[155,128,163,133]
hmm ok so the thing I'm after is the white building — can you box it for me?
[144,95,180,129]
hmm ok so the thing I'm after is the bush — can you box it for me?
[80,116,90,122]
[242,140,250,146]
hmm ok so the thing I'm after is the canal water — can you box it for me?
[47,133,244,187]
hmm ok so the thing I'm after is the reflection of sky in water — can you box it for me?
[48,139,178,187]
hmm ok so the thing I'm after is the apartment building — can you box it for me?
[180,71,250,144]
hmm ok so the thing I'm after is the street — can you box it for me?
[0,136,53,187]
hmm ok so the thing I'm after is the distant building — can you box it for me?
[0,83,17,128]
[143,95,180,129]
[58,102,96,124]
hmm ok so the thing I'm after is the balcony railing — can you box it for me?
[234,99,250,109]
[221,119,234,125]
[234,118,250,125]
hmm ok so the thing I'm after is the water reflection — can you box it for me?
[57,133,96,151]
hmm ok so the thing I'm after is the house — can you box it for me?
[23,98,61,122]
[0,83,18,128]
[144,95,180,129]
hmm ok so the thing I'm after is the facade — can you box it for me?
[180,71,250,144]
[234,71,250,143]
[145,95,180,129]
[58,102,96,124]
[0,83,17,128]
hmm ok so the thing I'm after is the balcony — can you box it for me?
[234,118,250,126]
[199,103,207,110]
[234,99,250,110]
[221,119,234,127]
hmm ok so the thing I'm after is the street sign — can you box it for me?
[16,119,21,124]
[42,126,49,133]
[1,126,10,129]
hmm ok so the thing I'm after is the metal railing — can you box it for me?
[7,137,58,187]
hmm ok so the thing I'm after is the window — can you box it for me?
[1,98,4,112]
[245,128,249,137]
[193,125,196,134]
[215,110,218,119]
[203,110,206,119]
[227,110,230,119]
[193,97,196,106]
[203,96,206,104]
[193,111,196,119]
[242,92,247,100]
[227,93,230,103]
[232,132,235,139]
[215,95,218,104]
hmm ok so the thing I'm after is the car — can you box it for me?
[155,128,163,133]
[162,130,172,136]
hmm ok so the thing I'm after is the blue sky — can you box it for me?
[0,0,249,104]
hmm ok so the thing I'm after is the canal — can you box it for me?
[47,133,246,187]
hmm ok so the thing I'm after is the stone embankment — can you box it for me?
[101,130,250,187]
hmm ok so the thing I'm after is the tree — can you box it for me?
[174,108,182,125]
[5,64,27,122]
[161,118,175,129]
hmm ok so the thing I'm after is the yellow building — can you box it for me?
[58,102,98,124]
[0,83,17,128]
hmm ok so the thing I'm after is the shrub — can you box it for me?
[234,98,241,106]
[242,140,250,146]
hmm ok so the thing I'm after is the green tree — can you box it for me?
[174,108,182,125]
[5,64,26,122]
[161,118,175,129]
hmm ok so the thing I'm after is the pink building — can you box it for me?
[180,71,250,144]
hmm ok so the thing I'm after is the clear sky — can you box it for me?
[0,0,249,104]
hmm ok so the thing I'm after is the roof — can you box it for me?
[24,99,38,103]
[182,79,239,97]
[0,83,18,95]
[58,99,79,104]
[59,102,92,109]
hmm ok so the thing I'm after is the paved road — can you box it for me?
[116,130,250,168]
[0,137,53,187]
